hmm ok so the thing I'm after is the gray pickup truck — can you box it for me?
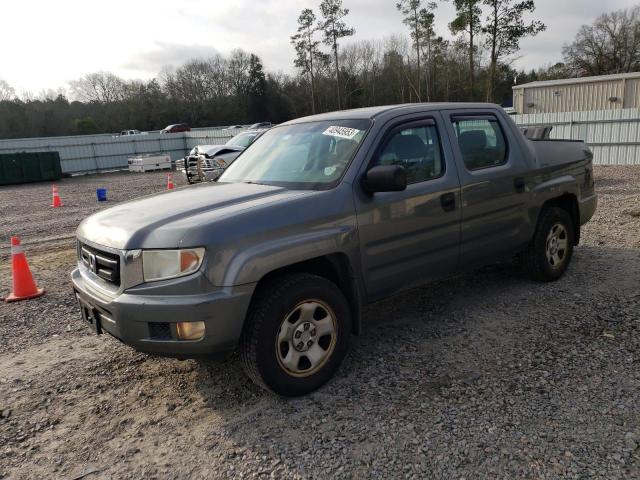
[72,103,597,396]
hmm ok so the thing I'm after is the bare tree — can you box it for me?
[563,7,640,76]
[69,72,126,103]
[483,0,545,101]
[228,49,252,97]
[0,79,16,101]
[319,0,355,109]
[37,87,67,101]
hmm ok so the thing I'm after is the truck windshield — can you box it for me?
[218,119,371,189]
[226,132,259,148]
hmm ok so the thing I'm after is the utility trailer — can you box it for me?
[128,154,172,172]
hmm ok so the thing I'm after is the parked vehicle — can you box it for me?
[175,130,265,183]
[161,123,191,133]
[72,103,597,396]
[128,154,172,172]
[120,129,143,136]
[224,125,245,130]
[248,122,271,130]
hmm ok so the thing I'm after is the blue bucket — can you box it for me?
[96,188,107,202]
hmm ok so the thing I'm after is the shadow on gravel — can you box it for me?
[4,244,630,479]
[192,244,636,391]
[187,246,639,469]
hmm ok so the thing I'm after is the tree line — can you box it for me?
[0,3,639,139]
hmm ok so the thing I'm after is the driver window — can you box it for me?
[374,123,444,184]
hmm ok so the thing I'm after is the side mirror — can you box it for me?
[361,165,407,193]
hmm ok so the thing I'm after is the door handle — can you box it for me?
[440,192,456,212]
[514,177,525,193]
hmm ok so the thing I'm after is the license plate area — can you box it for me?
[75,291,102,334]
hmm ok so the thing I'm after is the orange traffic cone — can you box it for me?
[51,184,63,207]
[4,237,45,303]
[167,173,175,190]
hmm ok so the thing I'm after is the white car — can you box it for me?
[119,129,147,136]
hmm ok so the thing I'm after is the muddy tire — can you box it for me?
[240,273,351,396]
[522,206,575,282]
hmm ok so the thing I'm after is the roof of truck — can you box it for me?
[282,103,501,125]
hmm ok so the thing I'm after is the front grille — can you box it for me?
[149,322,173,340]
[79,243,121,286]
[187,156,214,171]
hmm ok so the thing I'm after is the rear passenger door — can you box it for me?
[354,115,461,301]
[442,110,531,267]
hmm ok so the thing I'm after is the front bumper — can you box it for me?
[176,155,224,182]
[71,267,255,358]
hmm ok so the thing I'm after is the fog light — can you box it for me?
[176,321,205,341]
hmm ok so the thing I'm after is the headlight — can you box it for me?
[142,248,205,282]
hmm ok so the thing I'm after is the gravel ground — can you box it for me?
[0,167,638,479]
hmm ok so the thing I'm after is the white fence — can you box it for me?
[512,108,640,165]
[0,127,243,174]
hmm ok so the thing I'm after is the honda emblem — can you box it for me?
[88,253,97,273]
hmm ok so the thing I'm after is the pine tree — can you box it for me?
[449,0,483,100]
[319,0,355,110]
[483,0,545,101]
[397,1,438,101]
[291,9,325,114]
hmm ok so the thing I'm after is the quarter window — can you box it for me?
[373,123,445,184]
[452,116,507,170]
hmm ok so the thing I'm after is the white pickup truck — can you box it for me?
[119,130,146,136]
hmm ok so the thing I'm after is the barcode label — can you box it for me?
[322,126,361,139]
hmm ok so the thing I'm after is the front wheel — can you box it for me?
[522,206,575,282]
[240,273,351,396]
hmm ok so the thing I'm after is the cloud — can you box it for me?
[122,42,220,76]
[2,0,639,91]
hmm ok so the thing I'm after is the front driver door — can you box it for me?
[354,115,462,301]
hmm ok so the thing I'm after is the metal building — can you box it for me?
[513,72,640,114]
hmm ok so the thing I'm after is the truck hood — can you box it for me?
[77,182,311,250]
[201,145,243,157]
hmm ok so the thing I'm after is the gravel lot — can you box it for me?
[0,167,639,479]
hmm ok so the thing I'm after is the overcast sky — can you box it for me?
[1,0,638,95]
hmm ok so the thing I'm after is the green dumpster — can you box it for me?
[0,152,63,186]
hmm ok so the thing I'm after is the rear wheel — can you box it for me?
[240,273,351,396]
[522,206,575,282]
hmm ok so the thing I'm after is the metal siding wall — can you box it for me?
[521,80,626,114]
[0,127,236,174]
[184,128,241,150]
[623,79,640,108]
[513,108,640,165]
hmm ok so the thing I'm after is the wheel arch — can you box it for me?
[538,193,580,245]
[247,253,363,335]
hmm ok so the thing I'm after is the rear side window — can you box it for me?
[452,116,507,170]
[373,122,445,184]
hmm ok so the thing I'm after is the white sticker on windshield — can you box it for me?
[324,166,337,176]
[322,126,360,139]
